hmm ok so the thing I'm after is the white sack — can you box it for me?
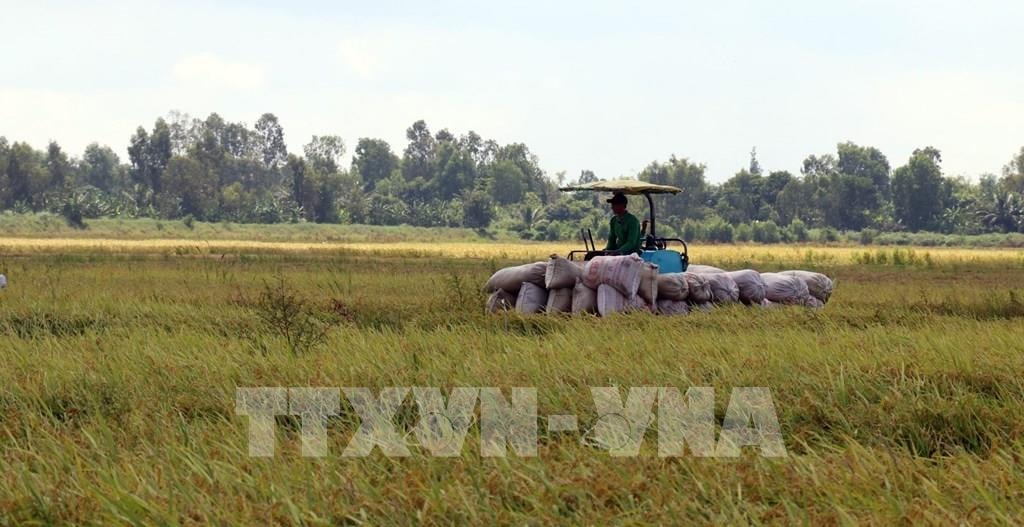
[780,270,834,303]
[596,284,650,316]
[545,288,574,314]
[0,274,6,289]
[545,254,584,290]
[484,262,547,293]
[687,264,725,274]
[583,254,644,297]
[683,272,713,304]
[760,272,811,305]
[485,289,516,313]
[804,296,825,309]
[571,279,598,314]
[656,299,689,315]
[515,282,548,314]
[704,273,740,304]
[638,263,659,304]
[724,269,767,305]
[656,273,689,301]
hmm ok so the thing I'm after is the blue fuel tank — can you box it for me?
[640,249,687,274]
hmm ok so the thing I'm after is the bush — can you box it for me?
[735,223,752,242]
[752,221,781,243]
[787,219,809,242]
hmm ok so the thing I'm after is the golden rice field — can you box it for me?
[3,236,1024,267]
[1,237,1023,524]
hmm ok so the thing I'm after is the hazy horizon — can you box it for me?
[2,0,1022,182]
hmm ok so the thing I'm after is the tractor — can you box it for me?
[558,179,689,273]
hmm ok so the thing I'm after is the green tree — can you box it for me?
[254,113,288,170]
[80,143,123,191]
[638,156,710,220]
[5,142,48,209]
[402,120,436,183]
[1001,146,1024,194]
[461,187,495,228]
[487,159,528,205]
[891,147,948,231]
[352,138,398,192]
[303,135,345,175]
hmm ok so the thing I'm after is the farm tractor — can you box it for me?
[558,179,689,273]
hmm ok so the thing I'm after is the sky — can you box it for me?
[1,0,1022,183]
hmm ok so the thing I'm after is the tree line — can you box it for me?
[1,111,1023,241]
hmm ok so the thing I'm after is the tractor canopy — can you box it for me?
[557,179,682,195]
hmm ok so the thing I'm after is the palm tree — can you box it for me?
[975,192,1024,233]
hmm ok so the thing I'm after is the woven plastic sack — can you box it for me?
[515,282,548,314]
[485,289,516,313]
[637,263,659,304]
[596,284,650,316]
[687,264,725,274]
[484,262,546,293]
[804,296,825,309]
[583,254,644,297]
[546,288,573,314]
[0,274,6,289]
[780,270,834,303]
[705,273,739,304]
[571,279,598,314]
[683,272,713,304]
[545,254,584,290]
[724,269,766,305]
[656,299,689,315]
[760,273,811,305]
[656,273,689,301]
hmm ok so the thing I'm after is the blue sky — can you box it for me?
[2,0,1022,182]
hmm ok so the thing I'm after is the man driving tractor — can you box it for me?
[603,192,642,255]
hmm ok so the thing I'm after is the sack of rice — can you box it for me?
[704,272,739,304]
[484,261,547,293]
[687,264,725,274]
[545,254,584,290]
[485,289,516,313]
[725,269,767,305]
[760,299,779,309]
[780,270,834,303]
[0,274,6,289]
[760,272,811,305]
[515,282,548,314]
[546,288,573,314]
[596,284,650,316]
[804,296,825,309]
[582,254,644,297]
[656,273,689,301]
[637,263,659,304]
[571,279,598,314]
[683,272,713,304]
[656,299,689,315]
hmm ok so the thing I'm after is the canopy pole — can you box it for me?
[643,192,655,239]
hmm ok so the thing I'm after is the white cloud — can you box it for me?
[172,53,266,90]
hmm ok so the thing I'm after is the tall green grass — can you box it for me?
[0,249,1023,523]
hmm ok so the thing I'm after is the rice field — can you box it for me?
[1,238,1023,524]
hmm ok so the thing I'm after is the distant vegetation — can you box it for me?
[2,111,1023,243]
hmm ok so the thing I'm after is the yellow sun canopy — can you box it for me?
[558,179,682,195]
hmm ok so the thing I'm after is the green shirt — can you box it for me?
[604,212,642,254]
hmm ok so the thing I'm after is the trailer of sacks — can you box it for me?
[484,254,834,315]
